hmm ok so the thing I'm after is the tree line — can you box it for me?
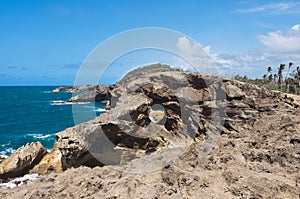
[234,62,300,94]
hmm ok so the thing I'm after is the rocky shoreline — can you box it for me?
[1,69,300,198]
[51,84,114,109]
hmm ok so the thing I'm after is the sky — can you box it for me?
[0,0,300,85]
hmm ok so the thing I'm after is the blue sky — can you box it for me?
[0,0,300,85]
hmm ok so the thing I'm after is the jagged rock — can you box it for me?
[52,86,74,93]
[30,143,63,175]
[67,85,111,102]
[0,142,47,179]
[55,125,104,169]
[49,70,300,173]
[1,68,300,198]
[224,83,245,99]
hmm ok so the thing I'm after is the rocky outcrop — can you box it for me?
[52,86,74,93]
[0,142,47,179]
[66,85,112,103]
[52,85,101,93]
[1,69,300,198]
[51,71,299,172]
[52,85,121,108]
[30,143,63,175]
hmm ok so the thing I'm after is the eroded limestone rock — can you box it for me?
[0,142,47,179]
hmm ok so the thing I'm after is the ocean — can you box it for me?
[0,86,105,157]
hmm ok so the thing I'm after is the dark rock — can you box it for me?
[290,138,300,144]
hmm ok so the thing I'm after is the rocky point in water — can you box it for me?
[0,66,299,198]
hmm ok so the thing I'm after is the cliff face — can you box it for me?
[1,70,300,198]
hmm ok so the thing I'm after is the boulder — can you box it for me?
[0,142,47,179]
[30,143,63,175]
[55,126,101,169]
[224,83,245,99]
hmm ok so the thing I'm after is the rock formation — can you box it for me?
[1,69,299,198]
[30,143,63,175]
[48,71,300,172]
[52,85,101,93]
[0,142,46,179]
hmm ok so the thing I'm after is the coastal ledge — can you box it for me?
[0,66,300,198]
[52,84,107,93]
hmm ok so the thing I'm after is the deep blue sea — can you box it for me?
[0,86,105,157]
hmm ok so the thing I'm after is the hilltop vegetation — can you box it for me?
[120,62,300,95]
[234,62,300,94]
[118,63,182,83]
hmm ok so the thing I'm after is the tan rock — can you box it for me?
[0,142,47,179]
[149,109,165,124]
[225,83,245,99]
[0,68,300,198]
[30,143,63,175]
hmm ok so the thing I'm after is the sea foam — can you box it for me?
[0,174,40,189]
[0,148,16,157]
[30,134,51,139]
[51,100,91,105]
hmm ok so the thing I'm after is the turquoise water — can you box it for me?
[0,86,104,156]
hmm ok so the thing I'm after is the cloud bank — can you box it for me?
[174,25,300,78]
[258,24,300,52]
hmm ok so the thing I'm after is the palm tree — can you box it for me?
[267,66,272,73]
[268,74,273,82]
[274,74,278,83]
[267,66,272,83]
[263,74,267,84]
[278,64,285,90]
[296,66,300,86]
[285,62,294,92]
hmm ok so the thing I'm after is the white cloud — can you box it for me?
[175,36,216,73]
[213,49,300,78]
[257,24,300,52]
[174,32,300,79]
[236,2,300,13]
[292,24,300,30]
